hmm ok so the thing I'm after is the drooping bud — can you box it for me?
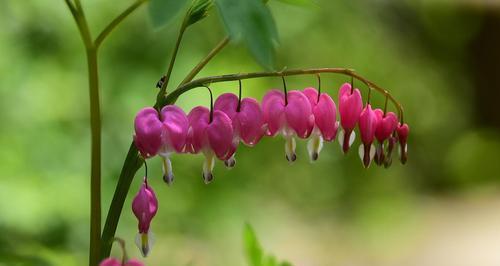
[134,108,164,158]
[132,180,158,257]
[396,123,409,164]
[373,109,398,165]
[338,83,363,153]
[384,134,397,168]
[358,104,378,168]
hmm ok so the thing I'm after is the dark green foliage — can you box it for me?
[215,0,278,70]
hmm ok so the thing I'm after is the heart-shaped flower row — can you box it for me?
[133,83,410,184]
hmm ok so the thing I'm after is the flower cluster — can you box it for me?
[134,82,409,178]
[131,81,409,256]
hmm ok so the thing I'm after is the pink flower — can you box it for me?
[373,109,398,165]
[100,258,144,266]
[158,105,188,185]
[262,89,314,162]
[185,106,234,183]
[302,87,339,161]
[214,93,264,167]
[396,123,409,164]
[134,107,164,158]
[132,180,158,257]
[358,104,378,168]
[338,83,363,153]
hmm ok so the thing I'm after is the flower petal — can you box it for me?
[206,110,234,160]
[214,93,239,120]
[160,105,188,153]
[338,83,363,131]
[126,259,145,266]
[285,90,314,138]
[99,258,121,266]
[236,97,264,146]
[134,107,164,158]
[262,90,286,136]
[186,106,210,154]
[358,104,378,145]
[374,109,398,142]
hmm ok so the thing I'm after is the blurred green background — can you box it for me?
[2,0,500,265]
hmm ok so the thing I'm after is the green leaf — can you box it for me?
[243,224,264,266]
[148,0,190,28]
[279,261,293,266]
[215,0,278,70]
[186,0,213,26]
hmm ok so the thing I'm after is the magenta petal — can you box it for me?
[358,104,378,145]
[338,84,363,131]
[100,258,121,266]
[132,182,158,234]
[236,97,264,146]
[214,93,239,120]
[160,105,188,153]
[374,109,398,142]
[285,90,314,138]
[126,259,145,266]
[134,107,164,158]
[315,93,338,141]
[186,106,210,154]
[262,90,286,136]
[302,87,319,106]
[206,110,234,160]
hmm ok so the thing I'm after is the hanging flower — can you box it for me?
[373,109,398,166]
[100,258,144,266]
[337,83,363,154]
[132,179,158,257]
[396,122,409,164]
[185,106,234,183]
[358,104,378,168]
[158,105,189,185]
[262,89,314,162]
[134,107,164,158]
[214,93,264,168]
[302,87,339,161]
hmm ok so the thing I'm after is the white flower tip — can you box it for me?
[203,171,214,184]
[135,232,154,257]
[224,155,236,169]
[163,173,174,186]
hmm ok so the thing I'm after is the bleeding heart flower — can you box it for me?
[302,87,339,161]
[100,258,144,266]
[134,107,164,158]
[262,89,314,162]
[132,179,158,257]
[338,83,363,154]
[214,93,264,168]
[185,106,234,183]
[358,104,378,168]
[396,123,409,164]
[373,109,398,165]
[158,105,188,185]
[384,133,397,168]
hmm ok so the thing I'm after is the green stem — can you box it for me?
[95,0,148,48]
[87,46,102,266]
[101,144,144,258]
[157,17,189,103]
[163,68,404,117]
[178,37,230,86]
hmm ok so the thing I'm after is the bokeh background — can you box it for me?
[2,0,500,265]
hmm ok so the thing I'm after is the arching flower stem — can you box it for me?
[162,68,405,120]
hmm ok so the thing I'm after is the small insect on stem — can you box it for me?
[156,75,167,89]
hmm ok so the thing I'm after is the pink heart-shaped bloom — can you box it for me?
[262,89,286,136]
[125,259,145,266]
[338,83,363,132]
[373,109,398,143]
[206,110,234,160]
[358,104,378,168]
[132,181,158,234]
[134,107,164,158]
[185,106,211,154]
[160,105,188,153]
[214,93,264,146]
[100,258,144,266]
[303,87,338,141]
[396,123,409,164]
